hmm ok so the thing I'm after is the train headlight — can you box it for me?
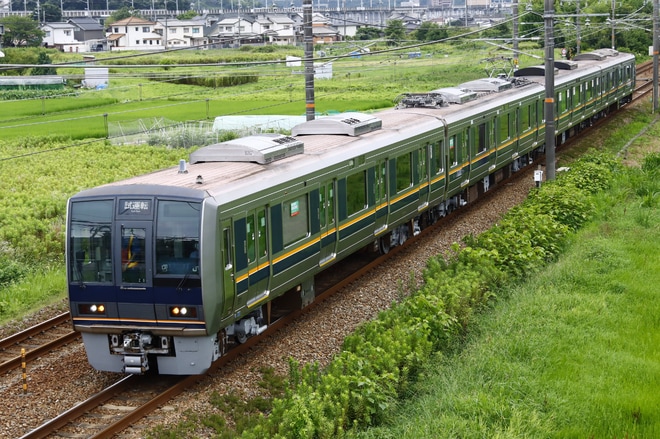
[79,303,106,315]
[169,306,197,318]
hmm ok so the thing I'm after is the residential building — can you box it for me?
[155,18,208,49]
[42,22,84,51]
[107,17,162,51]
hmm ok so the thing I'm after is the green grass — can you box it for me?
[0,43,525,140]
[354,173,660,438]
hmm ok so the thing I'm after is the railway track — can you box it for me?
[0,313,79,376]
[17,241,395,438]
[634,60,654,101]
[10,60,654,439]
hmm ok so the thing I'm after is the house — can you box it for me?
[69,17,107,51]
[41,22,85,52]
[310,13,341,43]
[263,14,297,45]
[107,17,162,51]
[155,18,208,49]
[207,14,262,47]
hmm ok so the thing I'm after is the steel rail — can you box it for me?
[0,313,80,375]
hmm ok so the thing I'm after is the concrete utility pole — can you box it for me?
[513,0,519,70]
[654,0,659,112]
[303,0,315,121]
[544,0,556,181]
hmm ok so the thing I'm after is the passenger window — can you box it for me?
[477,122,487,153]
[449,135,457,166]
[283,196,309,246]
[395,152,412,193]
[327,183,335,225]
[498,114,510,143]
[246,214,255,263]
[346,171,367,216]
[258,209,267,258]
[433,140,444,174]
[418,147,427,182]
[521,104,531,130]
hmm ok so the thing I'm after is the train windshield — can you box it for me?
[155,201,201,276]
[69,200,114,283]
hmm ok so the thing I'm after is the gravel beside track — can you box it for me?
[0,167,535,438]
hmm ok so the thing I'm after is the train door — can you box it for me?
[470,119,494,183]
[373,161,388,235]
[416,146,429,210]
[245,208,270,297]
[319,180,337,266]
[115,222,154,317]
[447,129,469,198]
[221,220,236,319]
[117,222,151,286]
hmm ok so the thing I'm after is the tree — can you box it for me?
[414,21,448,42]
[355,26,382,41]
[0,16,45,47]
[384,19,405,46]
[0,49,39,76]
[32,51,57,75]
[177,10,197,20]
[105,7,142,26]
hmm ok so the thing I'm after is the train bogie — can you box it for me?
[67,49,636,375]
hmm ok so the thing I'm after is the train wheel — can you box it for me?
[236,330,248,344]
[379,235,391,254]
[218,329,228,356]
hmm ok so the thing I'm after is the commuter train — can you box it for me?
[67,49,635,374]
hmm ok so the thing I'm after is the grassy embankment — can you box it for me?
[354,103,660,438]
[357,178,660,438]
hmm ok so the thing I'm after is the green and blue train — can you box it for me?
[66,49,635,374]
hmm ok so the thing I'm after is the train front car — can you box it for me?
[66,184,220,375]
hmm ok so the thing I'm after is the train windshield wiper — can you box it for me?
[177,273,190,291]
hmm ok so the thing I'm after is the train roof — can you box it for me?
[93,50,635,205]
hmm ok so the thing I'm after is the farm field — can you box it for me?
[0,43,493,141]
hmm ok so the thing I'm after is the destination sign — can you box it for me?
[118,199,152,216]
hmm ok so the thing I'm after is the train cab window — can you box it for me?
[121,227,146,283]
[346,171,367,216]
[449,135,457,167]
[283,196,309,246]
[395,152,412,193]
[222,228,232,270]
[155,201,201,275]
[69,200,113,283]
